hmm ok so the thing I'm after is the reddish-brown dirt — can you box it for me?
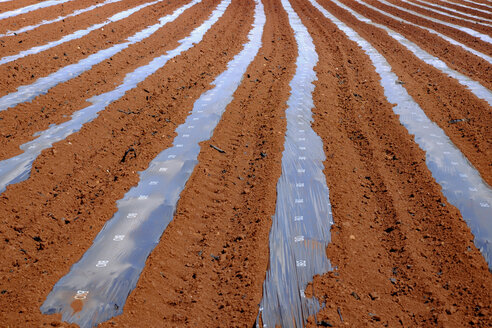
[424,0,492,19]
[0,0,490,327]
[385,0,492,35]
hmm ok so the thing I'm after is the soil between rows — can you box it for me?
[411,0,492,21]
[343,0,492,90]
[0,0,258,325]
[0,0,150,57]
[0,0,183,97]
[0,0,219,159]
[0,0,105,36]
[289,0,491,326]
[0,0,490,327]
[386,0,492,35]
[325,0,492,187]
[364,0,492,56]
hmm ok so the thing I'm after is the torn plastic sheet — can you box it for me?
[257,0,334,326]
[40,0,265,326]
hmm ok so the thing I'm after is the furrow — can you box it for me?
[0,0,184,96]
[0,0,75,20]
[97,0,296,325]
[363,0,492,55]
[406,0,492,23]
[42,1,264,326]
[379,0,492,41]
[0,0,165,66]
[257,0,333,326]
[0,0,257,325]
[0,0,123,38]
[317,0,492,269]
[353,0,492,65]
[425,0,492,17]
[0,0,208,156]
[0,0,206,194]
[326,0,492,187]
[288,0,491,326]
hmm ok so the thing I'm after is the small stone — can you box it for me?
[318,320,333,327]
[390,277,397,284]
[351,291,360,300]
[349,235,355,240]
[369,292,379,300]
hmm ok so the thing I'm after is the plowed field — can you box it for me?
[0,0,490,327]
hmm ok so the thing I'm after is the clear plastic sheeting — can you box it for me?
[0,0,203,195]
[401,0,492,25]
[41,0,265,326]
[257,0,333,326]
[420,0,492,17]
[0,0,164,66]
[0,0,124,38]
[0,0,199,112]
[311,0,492,268]
[0,0,75,20]
[375,0,492,42]
[353,0,492,64]
[334,0,492,106]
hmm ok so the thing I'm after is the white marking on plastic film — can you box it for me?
[127,212,138,218]
[298,156,306,160]
[176,144,184,148]
[298,129,305,133]
[469,187,477,192]
[168,154,176,159]
[74,290,89,300]
[298,137,306,141]
[159,167,168,172]
[113,235,125,241]
[299,146,306,150]
[294,235,304,242]
[296,260,306,267]
[480,202,490,208]
[138,195,148,200]
[188,125,195,129]
[183,134,190,138]
[193,117,199,121]
[451,161,458,166]
[294,216,303,221]
[296,183,304,187]
[459,173,468,178]
[96,260,109,267]
[149,180,158,185]
[297,169,305,173]
[295,198,304,203]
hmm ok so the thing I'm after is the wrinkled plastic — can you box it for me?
[257,0,333,326]
[40,0,265,326]
[313,0,492,269]
[353,0,492,64]
[0,0,203,194]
